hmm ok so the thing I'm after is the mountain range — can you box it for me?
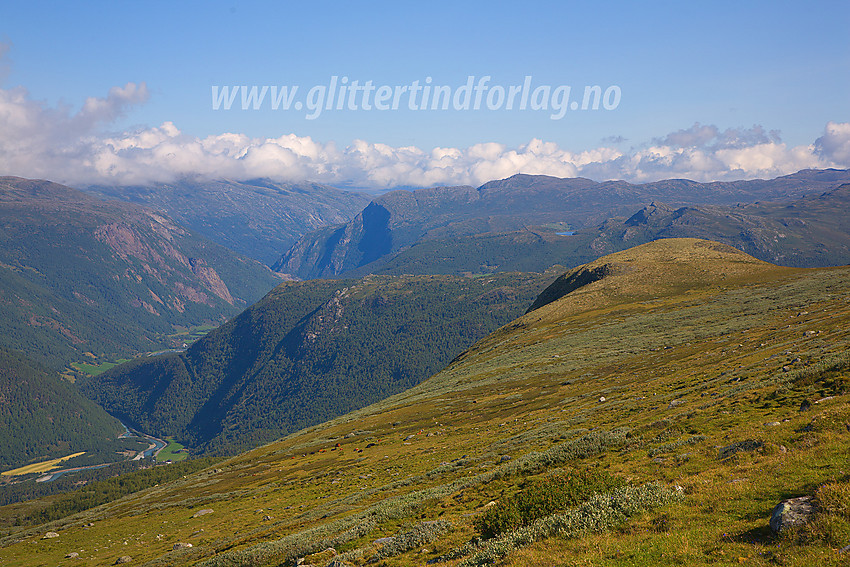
[275,169,850,278]
[84,178,370,265]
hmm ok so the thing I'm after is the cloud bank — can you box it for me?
[0,79,848,189]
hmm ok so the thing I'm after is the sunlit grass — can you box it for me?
[1,453,86,477]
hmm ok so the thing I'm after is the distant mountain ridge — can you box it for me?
[84,178,371,264]
[274,169,850,278]
[0,176,280,369]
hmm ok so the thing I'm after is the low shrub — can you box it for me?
[372,519,453,560]
[474,468,625,539]
[461,482,682,566]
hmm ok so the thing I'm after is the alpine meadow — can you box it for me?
[0,3,849,567]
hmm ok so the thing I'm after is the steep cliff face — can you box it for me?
[0,176,279,369]
[275,201,394,278]
[84,178,371,264]
[94,219,235,307]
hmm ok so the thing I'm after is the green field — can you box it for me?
[155,438,188,463]
[70,358,130,376]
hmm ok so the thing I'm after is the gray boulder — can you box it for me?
[770,495,815,533]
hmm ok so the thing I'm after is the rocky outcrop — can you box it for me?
[770,496,816,533]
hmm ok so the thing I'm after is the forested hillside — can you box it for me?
[0,349,122,471]
[80,272,557,454]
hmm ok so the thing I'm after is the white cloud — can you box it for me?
[815,121,850,164]
[0,75,847,189]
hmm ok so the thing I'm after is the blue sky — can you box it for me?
[0,0,848,188]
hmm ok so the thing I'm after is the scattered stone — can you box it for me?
[782,365,791,372]
[191,508,213,518]
[114,556,132,565]
[65,552,79,558]
[254,508,263,513]
[83,522,94,527]
[765,421,781,427]
[484,501,497,508]
[404,434,416,441]
[770,496,816,533]
[172,543,193,550]
[778,445,788,453]
[599,396,606,402]
[499,455,511,463]
[263,515,273,521]
[804,330,817,337]
[42,532,59,539]
[212,468,222,473]
[190,529,204,537]
[668,399,684,409]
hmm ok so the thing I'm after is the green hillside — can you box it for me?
[79,271,556,454]
[4,239,848,566]
[0,176,280,370]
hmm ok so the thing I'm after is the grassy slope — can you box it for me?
[2,239,849,566]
